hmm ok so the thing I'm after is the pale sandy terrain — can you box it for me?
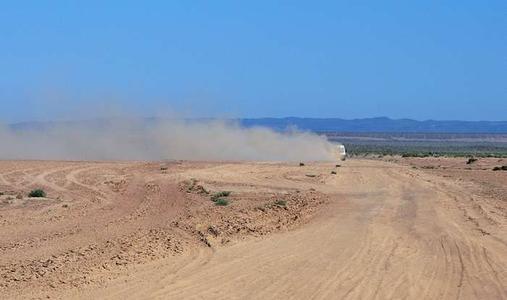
[0,158,505,299]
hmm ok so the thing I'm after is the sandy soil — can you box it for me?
[0,158,505,299]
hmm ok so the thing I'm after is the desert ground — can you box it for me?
[0,158,506,299]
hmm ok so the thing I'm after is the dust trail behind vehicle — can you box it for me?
[0,119,337,161]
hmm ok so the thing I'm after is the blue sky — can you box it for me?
[0,1,505,122]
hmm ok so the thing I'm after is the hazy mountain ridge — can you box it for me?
[241,117,507,133]
[8,117,507,133]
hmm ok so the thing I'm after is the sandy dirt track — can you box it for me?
[1,159,506,299]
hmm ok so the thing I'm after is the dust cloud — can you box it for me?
[0,119,338,161]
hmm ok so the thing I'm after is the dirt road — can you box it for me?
[1,159,506,299]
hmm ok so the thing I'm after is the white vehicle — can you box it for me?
[338,144,347,161]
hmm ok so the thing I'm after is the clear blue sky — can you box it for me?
[0,1,505,123]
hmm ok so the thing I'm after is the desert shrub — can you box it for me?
[185,178,208,194]
[299,162,305,166]
[215,198,229,206]
[493,166,507,171]
[305,174,316,178]
[193,185,208,194]
[217,191,231,197]
[211,191,231,202]
[466,157,477,164]
[29,189,46,198]
[331,171,337,174]
[335,164,341,167]
[274,200,286,207]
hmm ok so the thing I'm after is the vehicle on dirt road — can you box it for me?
[338,144,346,161]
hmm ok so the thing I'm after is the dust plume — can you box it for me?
[0,119,338,161]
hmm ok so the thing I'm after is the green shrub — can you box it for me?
[215,198,229,206]
[274,200,286,207]
[211,191,231,202]
[29,189,46,198]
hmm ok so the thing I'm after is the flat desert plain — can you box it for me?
[0,158,506,299]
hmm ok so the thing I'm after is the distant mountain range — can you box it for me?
[8,117,507,133]
[238,117,507,133]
